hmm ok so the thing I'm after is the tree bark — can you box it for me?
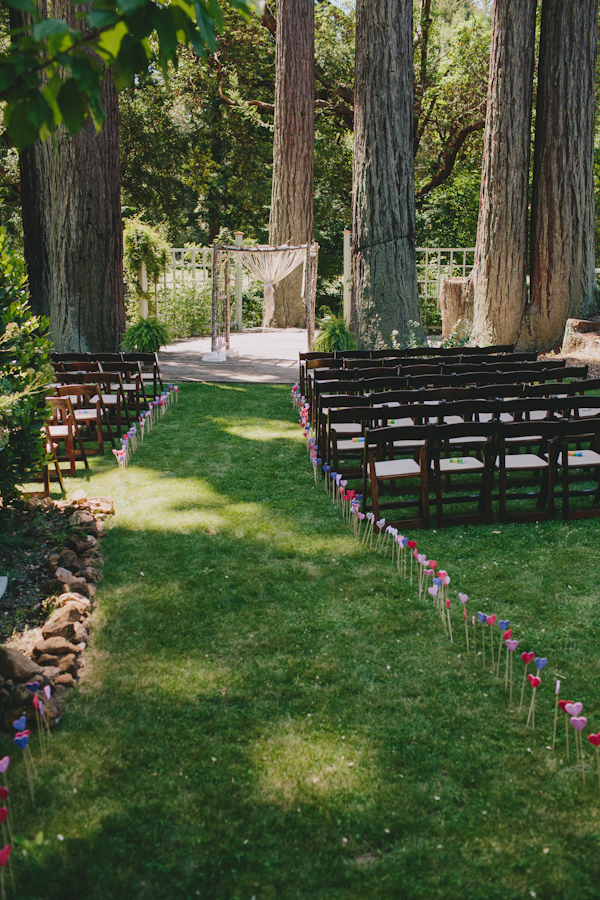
[470,0,536,347]
[520,0,598,351]
[351,0,424,350]
[268,0,314,328]
[18,2,125,353]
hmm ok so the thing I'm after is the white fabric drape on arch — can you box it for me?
[228,244,307,326]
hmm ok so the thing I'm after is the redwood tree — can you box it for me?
[470,0,536,347]
[351,0,423,349]
[268,0,314,327]
[520,0,598,350]
[20,71,125,352]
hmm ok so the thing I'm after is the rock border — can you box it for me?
[0,490,114,731]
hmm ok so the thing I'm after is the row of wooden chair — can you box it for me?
[358,417,600,528]
[309,363,585,428]
[51,351,164,398]
[299,343,517,393]
[316,375,597,461]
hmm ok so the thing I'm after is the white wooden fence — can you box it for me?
[140,236,476,329]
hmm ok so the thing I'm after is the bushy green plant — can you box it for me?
[242,282,263,329]
[156,283,213,339]
[123,218,169,297]
[313,315,356,352]
[122,317,171,353]
[0,229,53,500]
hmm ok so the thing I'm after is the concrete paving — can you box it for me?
[158,327,307,384]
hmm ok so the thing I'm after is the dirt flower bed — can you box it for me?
[0,490,113,731]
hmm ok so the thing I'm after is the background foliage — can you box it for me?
[0,228,53,500]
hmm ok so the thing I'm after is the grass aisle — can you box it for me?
[12,383,600,900]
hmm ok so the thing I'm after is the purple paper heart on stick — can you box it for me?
[13,735,29,750]
[498,620,510,632]
[565,702,583,717]
[44,685,51,700]
[12,716,26,731]
[428,585,438,597]
[570,716,587,732]
[24,682,39,694]
[505,639,519,652]
[534,657,548,671]
[0,758,9,775]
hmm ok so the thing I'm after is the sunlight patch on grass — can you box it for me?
[250,719,379,809]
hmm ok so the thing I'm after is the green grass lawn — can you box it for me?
[9,383,600,900]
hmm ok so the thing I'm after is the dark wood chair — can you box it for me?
[45,396,89,476]
[363,423,431,529]
[495,420,559,523]
[553,419,600,519]
[429,421,494,527]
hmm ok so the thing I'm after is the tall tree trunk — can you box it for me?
[352,0,423,350]
[268,0,314,328]
[520,0,598,350]
[470,0,536,347]
[18,2,124,353]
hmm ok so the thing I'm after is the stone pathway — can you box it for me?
[158,327,307,383]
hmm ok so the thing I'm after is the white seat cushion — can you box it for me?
[496,453,548,470]
[335,438,364,451]
[392,439,426,448]
[555,449,600,467]
[448,435,488,444]
[436,457,485,472]
[331,423,361,435]
[370,458,421,478]
[577,408,600,418]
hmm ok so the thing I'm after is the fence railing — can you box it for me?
[416,247,476,309]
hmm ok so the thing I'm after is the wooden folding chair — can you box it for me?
[42,425,66,495]
[122,352,164,396]
[363,423,431,528]
[430,421,494,527]
[83,372,130,433]
[100,362,147,416]
[46,396,89,476]
[495,420,559,523]
[553,419,600,519]
[55,383,114,455]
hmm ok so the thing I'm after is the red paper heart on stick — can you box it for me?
[0,788,8,800]
[587,733,600,747]
[521,652,535,664]
[407,540,417,549]
[559,699,574,713]
[503,629,512,640]
[486,614,497,626]
[0,845,10,867]
[0,809,7,824]
[528,674,541,689]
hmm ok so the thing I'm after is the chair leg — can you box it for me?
[368,452,380,521]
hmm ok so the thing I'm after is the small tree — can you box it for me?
[0,230,54,501]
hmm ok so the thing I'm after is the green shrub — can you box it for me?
[242,282,263,329]
[123,218,169,297]
[155,283,212,338]
[0,229,53,501]
[122,317,171,353]
[313,315,357,352]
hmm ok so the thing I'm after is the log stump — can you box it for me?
[439,277,473,340]
[562,318,600,354]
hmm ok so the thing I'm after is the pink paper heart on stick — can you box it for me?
[570,716,587,731]
[458,593,468,603]
[505,639,519,652]
[428,585,439,596]
[565,702,583,717]
[0,758,9,775]
[0,845,10,867]
[424,569,433,576]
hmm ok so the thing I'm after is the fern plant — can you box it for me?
[122,317,170,353]
[313,315,357,352]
